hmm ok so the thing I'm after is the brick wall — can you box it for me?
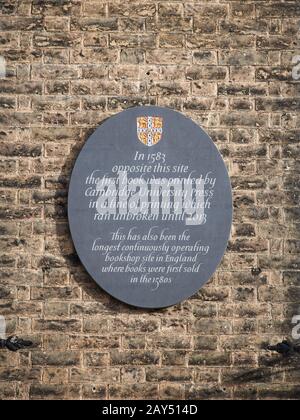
[0,0,299,400]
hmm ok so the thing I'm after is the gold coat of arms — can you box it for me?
[137,116,163,147]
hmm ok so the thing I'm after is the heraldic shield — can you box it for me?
[137,116,163,147]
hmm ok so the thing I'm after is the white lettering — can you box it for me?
[96,171,206,226]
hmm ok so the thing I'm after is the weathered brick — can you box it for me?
[257,3,300,18]
[0,237,43,253]
[109,3,156,18]
[0,112,43,126]
[220,20,268,35]
[32,96,80,112]
[123,335,145,350]
[70,368,120,383]
[0,0,17,15]
[0,176,41,189]
[0,159,17,173]
[162,350,187,366]
[0,96,15,111]
[71,48,118,64]
[44,302,69,318]
[32,64,80,80]
[146,50,191,65]
[0,143,42,157]
[31,287,80,301]
[185,4,228,18]
[69,335,119,350]
[43,49,69,64]
[220,113,268,128]
[228,239,268,253]
[0,368,41,382]
[194,336,218,351]
[34,32,81,48]
[147,16,193,33]
[111,317,159,333]
[146,368,192,382]
[29,384,75,400]
[71,17,118,31]
[0,383,16,399]
[109,384,158,400]
[256,67,292,82]
[160,384,184,400]
[219,51,268,66]
[190,320,232,335]
[193,18,217,34]
[83,352,109,367]
[149,82,189,96]
[196,287,230,303]
[259,129,300,144]
[186,384,232,400]
[33,319,82,333]
[0,269,42,286]
[146,335,191,350]
[0,17,44,31]
[256,98,300,112]
[111,351,160,366]
[159,34,185,48]
[119,17,145,33]
[258,385,300,400]
[257,35,296,50]
[219,303,270,319]
[189,352,231,367]
[107,97,156,111]
[0,50,40,65]
[82,384,107,400]
[32,0,81,16]
[186,66,228,81]
[192,302,217,318]
[32,351,80,367]
[259,256,300,271]
[0,79,42,94]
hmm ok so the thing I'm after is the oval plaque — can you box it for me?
[68,107,232,308]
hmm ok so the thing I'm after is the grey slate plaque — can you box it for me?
[68,107,233,308]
